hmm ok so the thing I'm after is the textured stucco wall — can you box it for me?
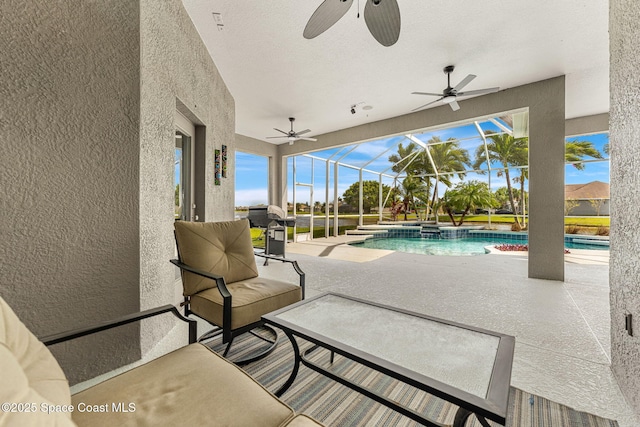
[139,0,235,351]
[0,1,141,383]
[0,0,235,383]
[610,0,640,416]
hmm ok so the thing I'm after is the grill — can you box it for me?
[247,205,296,258]
[247,205,295,228]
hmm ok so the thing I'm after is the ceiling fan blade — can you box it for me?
[452,74,476,92]
[266,136,288,139]
[273,128,288,135]
[449,100,460,111]
[412,97,443,112]
[298,137,318,141]
[304,0,354,39]
[411,91,444,97]
[296,129,311,135]
[364,0,401,47]
[456,87,500,97]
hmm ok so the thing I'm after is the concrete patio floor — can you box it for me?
[256,237,638,426]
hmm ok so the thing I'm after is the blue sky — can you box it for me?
[235,151,269,206]
[234,130,609,207]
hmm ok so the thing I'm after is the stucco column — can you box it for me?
[279,154,288,211]
[527,77,565,281]
[610,0,640,417]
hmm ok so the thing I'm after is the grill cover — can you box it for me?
[247,205,290,228]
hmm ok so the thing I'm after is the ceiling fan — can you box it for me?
[411,65,500,112]
[266,118,317,145]
[304,0,401,47]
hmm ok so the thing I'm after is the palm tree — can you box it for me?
[389,137,471,221]
[512,142,529,228]
[473,131,527,226]
[398,176,429,220]
[441,181,495,226]
[387,184,404,221]
[427,137,471,218]
[512,173,528,229]
[565,140,604,170]
[388,142,428,177]
[389,141,433,214]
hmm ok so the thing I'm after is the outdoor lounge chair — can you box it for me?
[0,295,323,426]
[171,219,305,364]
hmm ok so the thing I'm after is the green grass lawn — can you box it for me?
[293,212,609,226]
[250,214,610,246]
[563,216,610,226]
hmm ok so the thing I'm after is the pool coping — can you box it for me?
[285,235,609,265]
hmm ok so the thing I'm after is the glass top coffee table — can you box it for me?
[263,293,515,427]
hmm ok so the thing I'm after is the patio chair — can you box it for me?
[171,219,305,364]
[0,295,324,426]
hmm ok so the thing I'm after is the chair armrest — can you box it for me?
[254,252,306,279]
[254,252,306,299]
[170,258,231,298]
[40,305,197,346]
[254,251,298,265]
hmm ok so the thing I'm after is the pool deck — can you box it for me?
[262,236,637,426]
[286,235,610,265]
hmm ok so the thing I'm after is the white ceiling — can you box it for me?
[182,1,609,143]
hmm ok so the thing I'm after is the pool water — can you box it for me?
[349,237,608,256]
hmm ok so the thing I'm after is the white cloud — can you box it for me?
[235,188,268,207]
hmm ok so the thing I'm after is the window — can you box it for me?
[175,131,192,220]
[235,151,269,213]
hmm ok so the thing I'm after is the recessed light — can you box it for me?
[362,105,373,111]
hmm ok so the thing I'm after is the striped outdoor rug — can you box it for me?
[208,328,618,427]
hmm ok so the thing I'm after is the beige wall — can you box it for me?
[0,0,235,383]
[139,0,235,353]
[566,113,609,137]
[276,77,567,280]
[0,0,141,384]
[610,0,640,417]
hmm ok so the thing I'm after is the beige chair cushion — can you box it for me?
[190,277,302,330]
[175,220,259,296]
[0,296,75,426]
[71,344,294,427]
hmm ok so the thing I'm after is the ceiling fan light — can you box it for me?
[442,95,456,104]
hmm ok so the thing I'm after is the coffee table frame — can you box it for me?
[263,293,514,427]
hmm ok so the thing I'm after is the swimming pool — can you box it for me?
[349,237,608,256]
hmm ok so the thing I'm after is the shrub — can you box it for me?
[511,222,522,232]
[596,226,610,236]
[565,224,580,234]
[494,244,528,251]
[494,243,571,254]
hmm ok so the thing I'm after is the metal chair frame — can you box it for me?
[41,304,197,346]
[170,249,305,365]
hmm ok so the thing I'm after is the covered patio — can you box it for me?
[4,1,640,426]
[255,242,635,425]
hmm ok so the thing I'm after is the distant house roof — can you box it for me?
[565,181,610,199]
